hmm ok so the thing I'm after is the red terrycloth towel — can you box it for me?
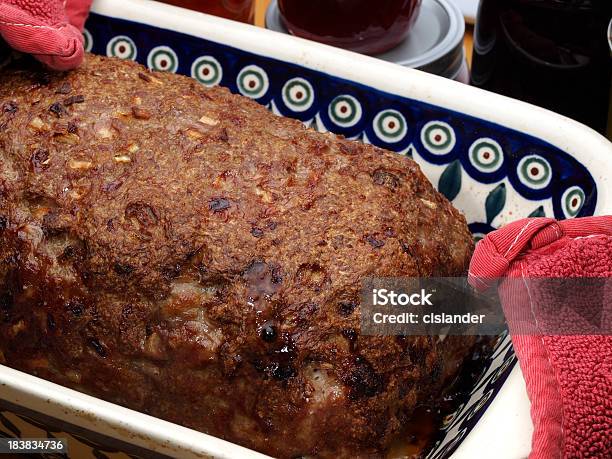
[469,217,612,458]
[0,0,92,70]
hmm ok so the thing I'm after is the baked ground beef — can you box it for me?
[0,54,475,458]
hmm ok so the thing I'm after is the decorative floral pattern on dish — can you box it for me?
[372,109,408,144]
[191,55,223,87]
[147,45,179,73]
[327,95,363,128]
[105,35,137,61]
[82,28,93,53]
[561,186,586,218]
[421,121,457,156]
[237,65,269,99]
[282,77,315,113]
[469,138,504,173]
[517,154,552,190]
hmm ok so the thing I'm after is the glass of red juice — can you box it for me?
[278,0,423,55]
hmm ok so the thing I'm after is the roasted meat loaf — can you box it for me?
[0,55,475,458]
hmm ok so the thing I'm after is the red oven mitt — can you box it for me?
[0,0,92,70]
[469,217,612,458]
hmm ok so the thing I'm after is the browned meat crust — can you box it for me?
[0,55,474,458]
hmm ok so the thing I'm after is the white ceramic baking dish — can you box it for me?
[1,0,610,457]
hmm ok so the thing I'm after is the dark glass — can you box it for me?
[471,0,612,134]
[159,0,255,23]
[278,0,422,55]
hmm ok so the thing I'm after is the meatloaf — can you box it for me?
[0,54,475,458]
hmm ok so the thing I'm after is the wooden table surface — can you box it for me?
[254,0,474,66]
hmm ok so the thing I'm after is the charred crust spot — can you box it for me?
[430,359,442,381]
[138,72,152,82]
[406,345,427,366]
[342,328,357,342]
[30,148,50,173]
[0,216,7,231]
[121,304,134,318]
[35,73,51,86]
[260,322,277,342]
[197,264,208,277]
[59,245,76,262]
[270,363,296,381]
[343,357,383,400]
[0,292,13,322]
[162,263,182,280]
[271,265,283,284]
[217,128,229,142]
[266,221,277,230]
[365,235,385,249]
[49,102,67,117]
[338,301,357,317]
[274,333,297,359]
[63,95,85,106]
[67,121,78,133]
[125,202,159,227]
[252,359,265,373]
[55,82,72,94]
[114,263,135,275]
[2,101,17,114]
[400,241,413,254]
[395,335,409,349]
[66,299,84,316]
[270,334,298,381]
[88,338,107,357]
[209,197,231,213]
[252,333,298,381]
[47,314,56,332]
[251,227,264,238]
[342,328,358,352]
[372,168,400,190]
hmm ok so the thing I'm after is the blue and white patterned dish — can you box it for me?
[1,0,610,458]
